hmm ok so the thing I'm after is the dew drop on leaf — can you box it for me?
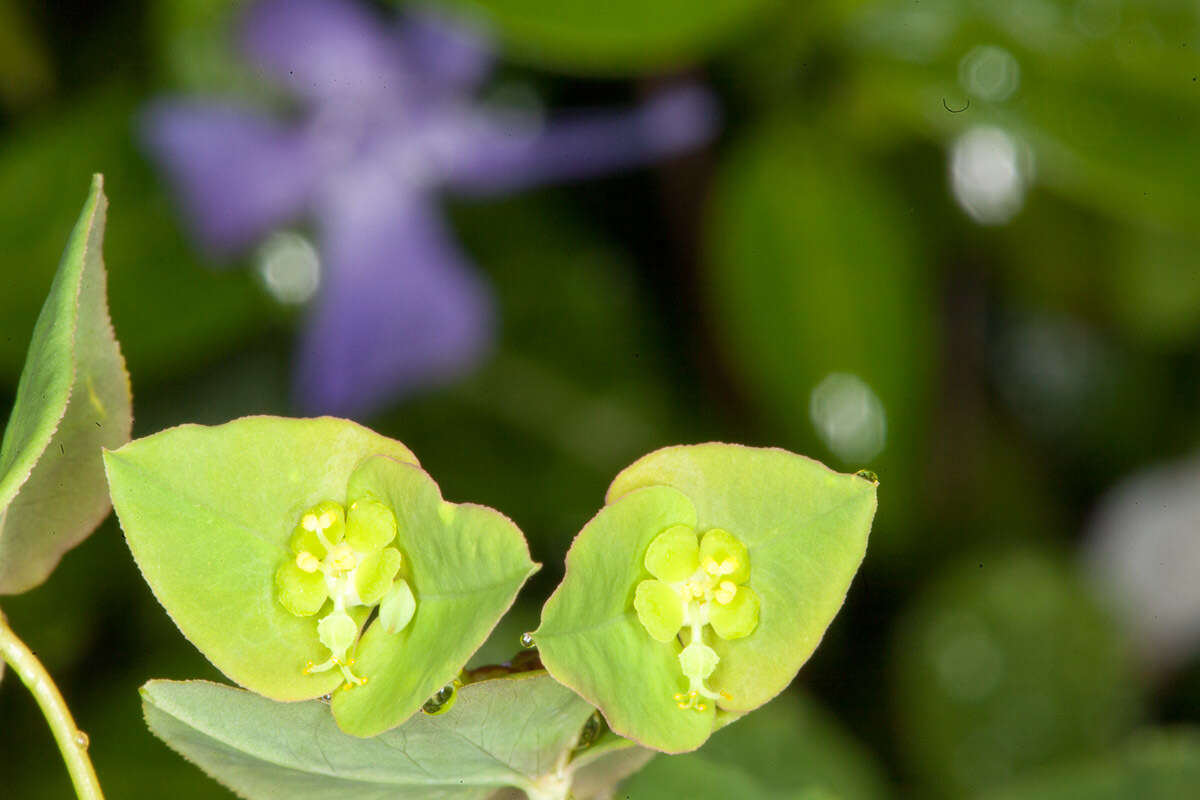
[421,681,459,715]
[855,469,880,484]
[520,631,535,649]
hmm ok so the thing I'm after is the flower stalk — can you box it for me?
[0,608,104,800]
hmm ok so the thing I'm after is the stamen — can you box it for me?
[302,513,320,532]
[719,558,738,575]
[715,580,737,605]
[296,551,320,573]
[702,557,721,576]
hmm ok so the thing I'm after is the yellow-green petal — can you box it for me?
[275,561,328,617]
[699,528,750,585]
[346,498,397,553]
[379,578,416,634]
[634,579,685,643]
[355,547,403,606]
[644,524,699,582]
[709,585,760,640]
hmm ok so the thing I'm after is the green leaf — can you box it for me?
[534,484,713,753]
[607,444,876,713]
[104,416,418,701]
[141,673,607,799]
[981,729,1200,800]
[0,174,132,594]
[446,0,778,75]
[329,455,539,736]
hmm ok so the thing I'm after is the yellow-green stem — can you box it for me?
[0,608,104,800]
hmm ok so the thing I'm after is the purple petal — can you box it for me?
[140,102,319,255]
[239,0,406,102]
[399,6,494,92]
[294,187,493,417]
[444,84,720,195]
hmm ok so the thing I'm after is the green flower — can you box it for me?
[534,443,877,753]
[274,498,414,686]
[634,526,760,711]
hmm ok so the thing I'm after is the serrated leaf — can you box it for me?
[0,174,132,594]
[141,673,602,799]
[104,416,418,701]
[537,444,875,753]
[329,455,539,736]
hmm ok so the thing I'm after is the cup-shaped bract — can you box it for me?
[534,443,876,753]
[104,417,538,736]
[0,175,132,594]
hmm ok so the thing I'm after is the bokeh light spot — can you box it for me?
[949,126,1032,225]
[256,231,321,305]
[809,372,887,464]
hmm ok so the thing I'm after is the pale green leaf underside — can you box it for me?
[606,444,877,712]
[141,672,597,799]
[331,455,539,736]
[0,174,132,594]
[104,416,418,701]
[534,485,717,754]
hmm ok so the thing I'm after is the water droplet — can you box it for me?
[422,681,459,715]
[573,711,606,750]
[74,731,89,750]
[520,632,535,649]
[855,469,880,484]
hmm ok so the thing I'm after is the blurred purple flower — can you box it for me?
[142,0,717,417]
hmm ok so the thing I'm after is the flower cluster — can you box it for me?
[275,498,415,686]
[633,525,760,711]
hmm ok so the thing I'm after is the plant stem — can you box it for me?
[0,608,104,800]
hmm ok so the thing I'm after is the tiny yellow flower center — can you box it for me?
[634,525,761,714]
[329,542,358,573]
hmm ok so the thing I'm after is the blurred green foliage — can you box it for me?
[3,0,1200,796]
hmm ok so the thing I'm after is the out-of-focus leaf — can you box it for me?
[444,0,777,74]
[893,549,1141,798]
[0,86,266,387]
[0,0,53,108]
[982,729,1200,800]
[0,175,132,594]
[1108,226,1200,349]
[846,0,1200,235]
[621,689,887,799]
[705,117,934,551]
[141,673,603,799]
